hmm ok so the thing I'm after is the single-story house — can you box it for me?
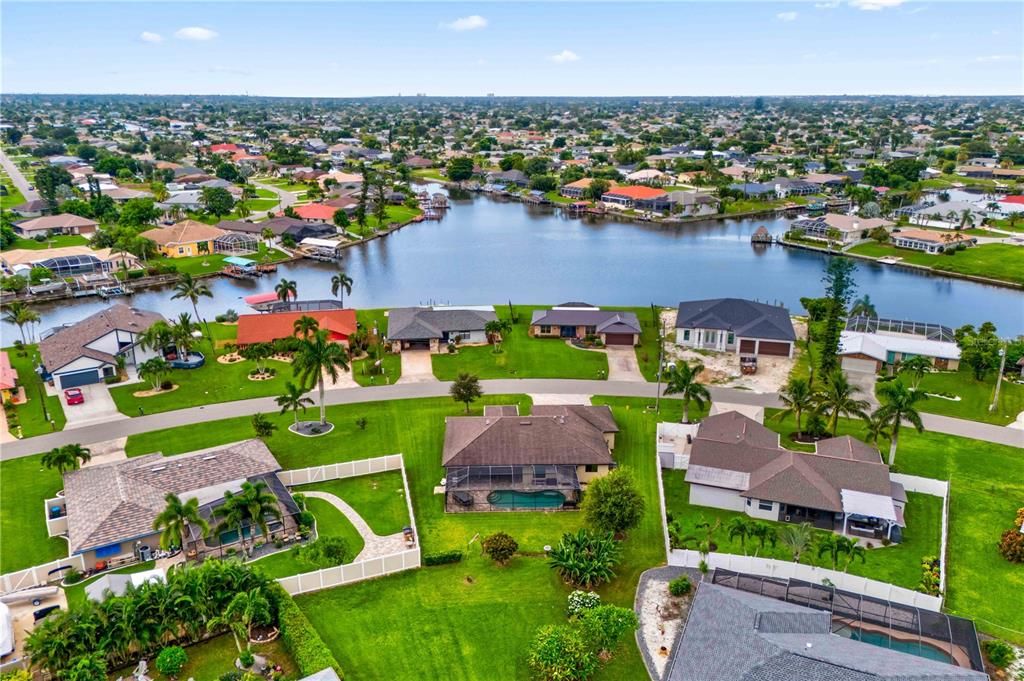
[141,220,228,258]
[839,316,961,373]
[13,213,98,238]
[286,203,341,222]
[57,439,301,567]
[560,178,619,200]
[684,411,906,541]
[158,190,204,212]
[0,246,139,278]
[487,169,529,187]
[443,404,618,511]
[529,303,641,345]
[236,309,357,347]
[39,305,166,390]
[0,351,18,404]
[676,298,796,357]
[891,228,976,254]
[9,198,50,218]
[791,214,894,245]
[666,190,720,216]
[729,182,777,198]
[387,306,496,353]
[625,168,668,185]
[216,217,335,242]
[601,185,670,210]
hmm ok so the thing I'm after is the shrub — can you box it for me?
[64,567,83,584]
[423,550,463,566]
[355,416,368,430]
[579,605,638,654]
[581,468,646,537]
[298,510,315,528]
[269,583,344,679]
[103,375,122,385]
[527,625,599,681]
[916,556,942,596]
[548,529,621,588]
[219,673,244,681]
[126,269,144,280]
[566,590,601,618]
[481,532,518,565]
[998,528,1024,563]
[160,380,173,391]
[238,648,255,668]
[296,537,351,569]
[155,645,188,677]
[669,575,691,597]
[982,639,1016,669]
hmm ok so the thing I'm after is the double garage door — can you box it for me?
[738,339,791,357]
[604,333,635,346]
[57,369,100,390]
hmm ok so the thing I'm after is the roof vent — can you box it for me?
[202,455,218,461]
[519,421,532,426]
[805,642,813,650]
[150,465,167,472]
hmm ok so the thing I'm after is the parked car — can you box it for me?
[64,388,85,405]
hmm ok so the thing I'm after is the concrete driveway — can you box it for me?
[398,350,437,384]
[846,369,879,407]
[606,346,644,382]
[61,383,126,427]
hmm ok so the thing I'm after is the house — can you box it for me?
[790,213,893,245]
[729,182,777,198]
[666,190,720,216]
[676,298,796,357]
[891,228,976,254]
[529,303,640,345]
[55,439,301,567]
[13,214,98,238]
[0,246,139,278]
[9,199,50,218]
[235,309,357,346]
[625,168,668,185]
[286,203,341,223]
[403,156,434,169]
[601,185,670,210]
[487,169,529,187]
[996,195,1024,215]
[442,404,618,512]
[684,411,906,542]
[141,220,228,258]
[560,178,618,200]
[0,351,18,404]
[387,305,496,353]
[840,316,961,373]
[216,217,335,242]
[158,190,204,211]
[39,305,166,390]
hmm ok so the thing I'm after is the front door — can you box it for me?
[560,326,575,338]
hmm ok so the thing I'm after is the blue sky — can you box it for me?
[2,1,1021,96]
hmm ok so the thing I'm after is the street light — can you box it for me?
[989,343,1007,413]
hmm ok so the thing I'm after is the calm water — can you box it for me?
[3,185,1022,340]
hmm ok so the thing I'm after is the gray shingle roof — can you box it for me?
[39,305,166,373]
[387,307,496,341]
[530,308,641,333]
[676,298,796,342]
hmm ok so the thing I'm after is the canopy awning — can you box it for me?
[224,256,256,267]
[244,292,280,305]
[841,489,898,522]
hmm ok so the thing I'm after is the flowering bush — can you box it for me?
[567,590,601,619]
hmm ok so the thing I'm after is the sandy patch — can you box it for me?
[133,384,179,398]
[217,352,244,364]
[638,575,692,678]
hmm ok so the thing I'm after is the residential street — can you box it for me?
[1,379,1020,460]
[0,146,38,202]
[248,178,297,219]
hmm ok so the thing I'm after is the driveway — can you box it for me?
[846,369,879,407]
[606,346,644,382]
[60,383,126,428]
[398,350,437,384]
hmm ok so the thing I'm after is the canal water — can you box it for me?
[3,185,1022,339]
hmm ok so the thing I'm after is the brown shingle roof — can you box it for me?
[39,304,165,373]
[140,219,226,246]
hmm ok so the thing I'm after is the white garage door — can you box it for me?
[842,357,877,374]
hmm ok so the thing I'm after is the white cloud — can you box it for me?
[974,54,1020,63]
[549,49,580,63]
[441,15,487,31]
[140,31,163,43]
[174,26,218,41]
[814,1,840,8]
[849,0,905,10]
[776,11,798,22]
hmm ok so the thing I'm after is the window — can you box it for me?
[177,247,185,254]
[757,500,773,511]
[727,333,735,345]
[585,326,597,335]
[682,329,691,341]
[584,464,599,473]
[95,543,122,559]
[540,325,551,334]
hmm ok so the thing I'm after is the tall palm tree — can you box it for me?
[663,360,711,424]
[138,320,174,356]
[898,355,933,390]
[292,328,350,425]
[3,302,40,344]
[727,517,756,555]
[172,312,199,357]
[849,294,877,318]
[814,369,871,436]
[330,272,353,307]
[778,522,814,563]
[275,278,297,303]
[171,273,213,341]
[152,493,210,555]
[41,444,92,476]
[275,381,314,427]
[774,377,815,437]
[873,381,927,466]
[213,481,281,558]
[292,315,319,339]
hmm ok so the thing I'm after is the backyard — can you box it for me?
[3,234,90,251]
[0,452,67,572]
[848,241,1024,286]
[251,496,366,580]
[878,367,1024,426]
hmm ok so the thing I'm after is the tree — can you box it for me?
[171,273,214,341]
[138,320,174,355]
[446,156,474,182]
[481,532,519,565]
[41,444,91,476]
[484,318,512,353]
[584,178,610,201]
[152,493,209,554]
[65,652,107,681]
[214,482,281,560]
[898,355,933,390]
[330,272,353,307]
[332,208,350,231]
[548,529,621,588]
[251,412,278,439]
[450,372,482,413]
[34,165,73,210]
[292,328,350,425]
[778,522,814,562]
[240,342,273,375]
[873,381,926,466]
[200,186,235,217]
[580,468,646,538]
[579,605,638,655]
[663,361,710,423]
[849,294,877,318]
[155,646,188,678]
[3,302,40,344]
[527,625,598,681]
[726,516,756,555]
[957,325,1002,381]
[819,257,858,375]
[118,198,161,227]
[215,162,243,183]
[275,278,297,303]
[815,533,851,570]
[815,369,870,436]
[749,522,778,556]
[217,588,271,652]
[276,381,314,428]
[774,377,814,437]
[292,315,319,339]
[138,357,171,392]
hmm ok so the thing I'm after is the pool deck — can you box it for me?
[444,488,580,513]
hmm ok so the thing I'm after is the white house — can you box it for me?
[839,317,961,373]
[675,298,796,358]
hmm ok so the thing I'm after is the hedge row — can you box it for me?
[269,583,344,679]
[423,550,463,566]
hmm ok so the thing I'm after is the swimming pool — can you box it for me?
[840,628,954,664]
[487,490,566,509]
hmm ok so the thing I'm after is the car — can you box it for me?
[63,388,85,405]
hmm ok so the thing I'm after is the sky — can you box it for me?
[1,1,1022,97]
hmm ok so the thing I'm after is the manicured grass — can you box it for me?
[3,343,66,437]
[663,473,940,589]
[430,305,609,380]
[63,560,156,608]
[251,496,365,579]
[255,187,278,199]
[3,234,90,251]
[110,634,297,681]
[724,198,786,214]
[295,471,410,536]
[352,353,401,386]
[848,242,1024,286]
[878,368,1023,425]
[411,168,447,182]
[348,205,423,237]
[0,453,67,572]
[543,190,575,204]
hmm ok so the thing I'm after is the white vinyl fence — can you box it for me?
[891,473,950,593]
[276,454,405,486]
[0,554,84,595]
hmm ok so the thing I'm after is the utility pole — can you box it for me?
[989,341,1007,412]
[655,319,666,414]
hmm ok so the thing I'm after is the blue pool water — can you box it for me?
[487,490,566,509]
[842,628,954,664]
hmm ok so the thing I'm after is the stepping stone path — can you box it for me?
[301,491,408,561]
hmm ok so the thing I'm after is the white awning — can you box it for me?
[841,489,897,522]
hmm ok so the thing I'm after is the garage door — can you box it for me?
[758,341,791,357]
[842,357,878,374]
[739,339,757,354]
[58,370,100,389]
[604,333,634,346]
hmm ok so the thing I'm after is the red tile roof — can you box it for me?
[210,143,241,154]
[999,195,1024,204]
[236,309,357,346]
[602,185,668,200]
[0,351,18,391]
[284,204,337,221]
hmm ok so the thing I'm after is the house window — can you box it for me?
[177,247,185,254]
[540,325,551,334]
[95,543,122,559]
[682,329,691,341]
[727,333,735,345]
[584,464,599,473]
[758,500,773,511]
[585,326,597,335]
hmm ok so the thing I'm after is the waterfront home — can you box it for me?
[54,439,302,567]
[559,178,618,200]
[666,190,720,216]
[684,411,906,542]
[236,308,357,347]
[0,246,139,278]
[729,182,777,198]
[0,351,18,404]
[286,203,342,222]
[12,213,98,238]
[890,228,976,254]
[216,216,335,242]
[442,404,618,512]
[487,169,529,187]
[625,168,669,185]
[141,220,228,258]
[996,195,1024,215]
[529,303,640,346]
[676,298,796,357]
[387,305,496,353]
[791,213,894,245]
[39,305,166,390]
[601,185,670,210]
[403,156,435,169]
[839,316,961,373]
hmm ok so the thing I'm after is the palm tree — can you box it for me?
[215,588,272,652]
[41,444,91,476]
[484,318,512,353]
[275,381,314,428]
[727,517,756,555]
[171,273,214,341]
[2,302,40,344]
[292,315,319,339]
[663,360,711,424]
[778,522,814,563]
[330,272,353,307]
[898,355,933,390]
[873,381,927,466]
[815,533,851,570]
[213,480,281,558]
[775,377,815,437]
[275,278,297,303]
[841,539,867,572]
[138,320,174,357]
[814,369,871,436]
[172,312,199,357]
[849,294,877,318]
[138,357,171,391]
[748,522,778,557]
[152,493,209,555]
[863,411,893,446]
[292,328,349,425]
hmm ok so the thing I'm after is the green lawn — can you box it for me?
[848,242,1024,286]
[0,453,67,572]
[251,496,365,580]
[352,353,401,386]
[107,634,297,681]
[878,368,1023,425]
[255,187,278,199]
[63,560,156,608]
[347,205,423,237]
[543,190,575,204]
[3,343,66,438]
[295,471,410,536]
[0,172,25,210]
[3,234,90,251]
[411,168,447,182]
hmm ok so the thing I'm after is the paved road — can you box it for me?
[1,379,1020,460]
[249,178,296,219]
[0,147,39,202]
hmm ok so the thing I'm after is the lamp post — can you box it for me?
[989,343,1007,413]
[655,320,666,414]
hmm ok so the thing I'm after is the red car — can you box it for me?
[64,388,85,405]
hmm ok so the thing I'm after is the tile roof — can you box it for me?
[141,220,226,246]
[676,298,796,342]
[236,309,357,345]
[387,307,496,341]
[0,351,18,391]
[39,305,166,373]
[602,185,668,200]
[14,214,98,232]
